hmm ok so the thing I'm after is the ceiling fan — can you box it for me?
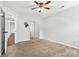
[32,1,51,12]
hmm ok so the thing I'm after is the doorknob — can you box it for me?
[3,31,8,33]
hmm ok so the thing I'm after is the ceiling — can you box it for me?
[1,1,79,20]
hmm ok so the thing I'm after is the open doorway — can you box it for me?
[29,21,40,40]
[0,8,16,55]
[8,22,15,47]
[24,21,40,40]
[5,13,15,53]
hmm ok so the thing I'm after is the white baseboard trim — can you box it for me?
[46,39,79,49]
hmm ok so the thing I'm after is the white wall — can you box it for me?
[15,16,44,43]
[15,17,30,43]
[44,4,79,48]
[39,20,46,39]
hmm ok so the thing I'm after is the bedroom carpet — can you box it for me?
[3,39,79,57]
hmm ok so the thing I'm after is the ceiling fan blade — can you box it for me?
[32,7,39,10]
[44,7,50,10]
[34,1,39,5]
[45,1,51,5]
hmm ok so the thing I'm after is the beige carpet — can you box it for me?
[3,39,79,57]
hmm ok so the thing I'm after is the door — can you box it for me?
[0,8,5,55]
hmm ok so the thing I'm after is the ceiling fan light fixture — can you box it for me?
[32,1,51,12]
[38,7,44,12]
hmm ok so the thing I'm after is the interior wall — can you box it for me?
[44,4,79,48]
[16,15,45,43]
[15,17,30,43]
[39,20,46,39]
